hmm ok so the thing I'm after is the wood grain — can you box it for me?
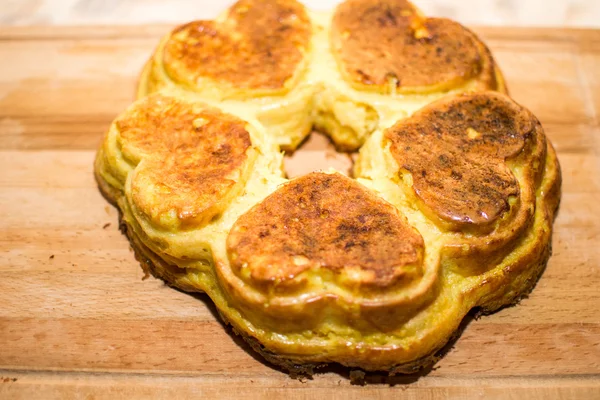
[0,25,599,399]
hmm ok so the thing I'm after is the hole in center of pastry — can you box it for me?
[283,131,357,178]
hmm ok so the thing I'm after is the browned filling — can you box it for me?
[386,92,535,228]
[227,172,424,290]
[163,0,312,90]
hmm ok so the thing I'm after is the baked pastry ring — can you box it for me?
[95,0,561,375]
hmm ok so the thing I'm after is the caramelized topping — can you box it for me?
[163,0,312,91]
[386,92,534,228]
[117,94,252,229]
[227,172,424,290]
[331,0,484,91]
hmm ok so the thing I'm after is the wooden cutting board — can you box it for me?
[0,25,599,399]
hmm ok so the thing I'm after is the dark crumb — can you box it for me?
[349,370,366,385]
[141,259,152,280]
[103,223,111,229]
[1,377,17,383]
[49,255,55,260]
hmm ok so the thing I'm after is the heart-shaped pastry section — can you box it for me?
[227,172,424,291]
[162,0,312,94]
[116,94,255,230]
[385,92,534,230]
[331,0,494,93]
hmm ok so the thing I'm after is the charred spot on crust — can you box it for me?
[227,172,424,290]
[331,0,486,89]
[386,92,535,227]
[117,94,252,229]
[163,0,312,90]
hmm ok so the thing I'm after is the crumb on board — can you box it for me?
[103,222,111,229]
[49,254,55,260]
[349,370,366,385]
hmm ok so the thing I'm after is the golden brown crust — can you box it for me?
[385,91,533,229]
[162,0,311,91]
[116,94,252,230]
[331,0,496,93]
[227,172,424,290]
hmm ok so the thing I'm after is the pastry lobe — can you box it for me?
[145,0,312,99]
[331,0,502,94]
[387,92,529,230]
[382,91,555,271]
[222,172,438,332]
[100,93,257,232]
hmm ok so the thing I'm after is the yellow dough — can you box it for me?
[95,0,561,374]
